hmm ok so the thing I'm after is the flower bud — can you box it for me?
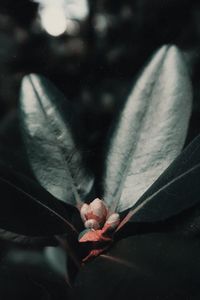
[89,198,108,225]
[84,219,100,230]
[80,203,89,222]
[80,198,110,230]
[105,213,120,230]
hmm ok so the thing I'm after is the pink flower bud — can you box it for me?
[80,203,89,222]
[80,198,119,232]
[105,213,120,229]
[89,198,108,225]
[84,219,100,230]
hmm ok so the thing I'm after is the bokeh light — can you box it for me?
[40,5,67,36]
[34,0,89,37]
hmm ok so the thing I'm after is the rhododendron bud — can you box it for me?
[84,219,100,230]
[80,203,89,222]
[78,200,121,261]
[80,198,108,230]
[89,198,108,225]
[105,213,120,230]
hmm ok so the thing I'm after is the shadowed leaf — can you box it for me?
[73,233,200,300]
[0,162,77,238]
[45,246,67,277]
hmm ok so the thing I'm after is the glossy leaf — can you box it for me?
[102,45,192,213]
[0,162,77,237]
[73,233,200,300]
[20,74,94,207]
[118,134,200,229]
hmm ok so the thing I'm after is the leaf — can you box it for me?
[0,111,31,176]
[0,229,57,246]
[45,246,67,277]
[1,248,68,299]
[73,233,200,300]
[0,162,77,237]
[20,74,94,207]
[45,245,79,287]
[117,134,200,229]
[102,45,192,213]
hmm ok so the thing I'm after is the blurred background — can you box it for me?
[0,0,200,144]
[0,0,200,298]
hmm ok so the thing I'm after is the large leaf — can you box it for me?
[20,74,94,207]
[102,45,192,213]
[0,162,77,237]
[0,229,58,246]
[73,233,200,300]
[0,248,68,300]
[117,134,200,229]
[45,246,67,277]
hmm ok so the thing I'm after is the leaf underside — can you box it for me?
[103,45,192,213]
[20,74,94,207]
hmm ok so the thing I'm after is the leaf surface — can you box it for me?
[45,246,67,277]
[117,134,200,229]
[0,162,77,237]
[20,74,94,207]
[73,233,200,300]
[102,45,192,212]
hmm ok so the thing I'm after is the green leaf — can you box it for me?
[20,74,94,207]
[102,45,192,213]
[117,134,200,229]
[0,162,77,237]
[45,246,67,277]
[73,233,200,300]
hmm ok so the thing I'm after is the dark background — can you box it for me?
[0,0,200,144]
[0,0,200,299]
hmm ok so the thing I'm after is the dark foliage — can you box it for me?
[0,1,200,300]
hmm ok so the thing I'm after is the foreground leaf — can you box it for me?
[45,246,67,277]
[0,248,68,300]
[102,45,192,212]
[20,74,94,207]
[0,162,77,237]
[73,233,200,300]
[117,134,200,230]
[0,229,57,246]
